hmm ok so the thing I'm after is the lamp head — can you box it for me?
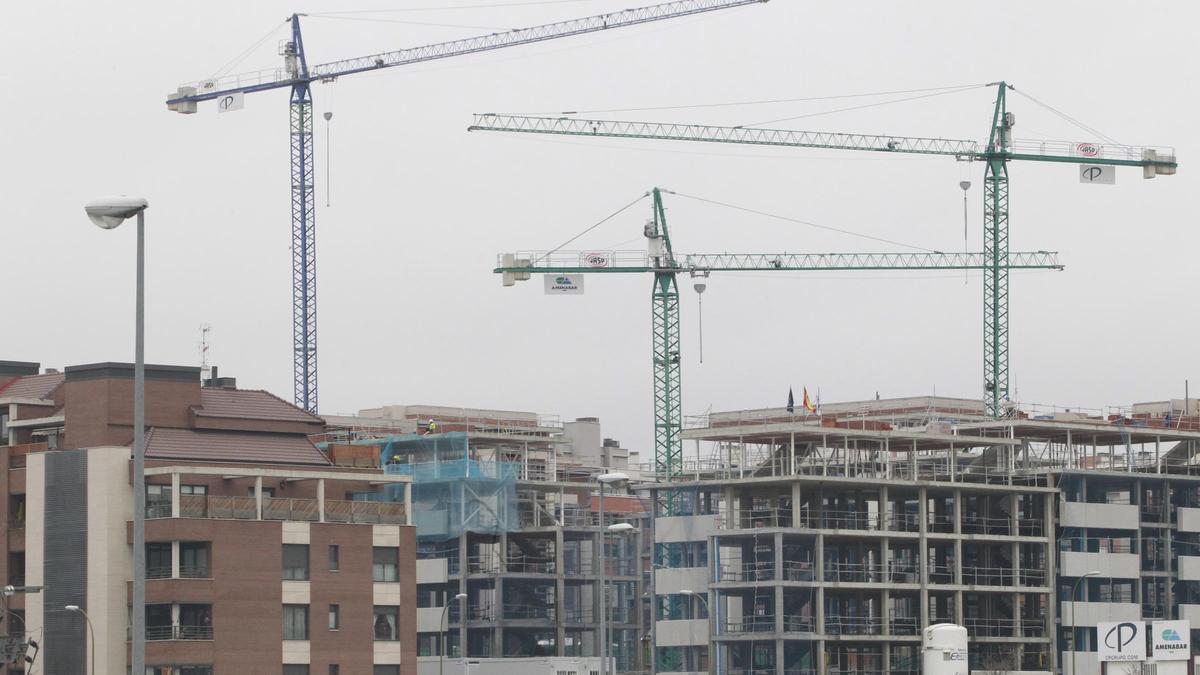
[596,471,629,484]
[64,605,81,612]
[607,522,635,532]
[85,195,148,229]
[454,593,467,600]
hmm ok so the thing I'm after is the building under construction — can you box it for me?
[322,406,649,675]
[645,396,1200,675]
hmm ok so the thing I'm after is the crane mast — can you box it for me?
[166,0,768,413]
[495,188,1064,485]
[472,82,1177,418]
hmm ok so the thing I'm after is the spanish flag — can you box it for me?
[803,387,816,413]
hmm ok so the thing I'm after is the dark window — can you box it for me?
[374,667,400,675]
[250,486,277,498]
[180,485,207,495]
[146,604,172,640]
[328,544,340,571]
[328,604,340,630]
[180,542,211,578]
[283,667,310,675]
[373,547,399,582]
[418,633,437,657]
[9,494,25,527]
[283,544,310,581]
[283,604,309,640]
[374,606,399,641]
[329,667,340,675]
[146,484,172,517]
[6,553,22,587]
[146,543,171,579]
[179,604,213,639]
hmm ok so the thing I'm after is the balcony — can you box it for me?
[890,616,920,636]
[153,494,407,525]
[178,495,255,520]
[324,499,405,525]
[719,561,775,583]
[961,565,1015,587]
[825,560,884,584]
[145,624,214,641]
[502,603,554,621]
[783,616,815,632]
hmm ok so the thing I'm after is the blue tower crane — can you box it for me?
[166,0,768,412]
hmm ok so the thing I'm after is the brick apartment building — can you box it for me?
[0,360,417,675]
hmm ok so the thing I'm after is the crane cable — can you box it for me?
[310,0,594,15]
[1009,88,1123,147]
[665,190,938,253]
[210,20,288,81]
[741,83,987,128]
[533,192,649,265]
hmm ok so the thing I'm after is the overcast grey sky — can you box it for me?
[3,1,1196,456]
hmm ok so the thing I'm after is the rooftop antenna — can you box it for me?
[199,324,212,379]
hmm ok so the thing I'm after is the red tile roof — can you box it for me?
[0,373,64,401]
[196,388,323,424]
[145,427,331,466]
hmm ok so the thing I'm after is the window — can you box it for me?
[329,667,340,675]
[283,544,310,581]
[6,553,22,587]
[328,545,340,571]
[283,604,310,640]
[250,486,277,497]
[180,485,208,495]
[146,543,171,579]
[146,484,172,517]
[373,547,399,582]
[283,667,310,675]
[146,667,214,675]
[180,542,211,578]
[179,604,213,639]
[328,604,340,630]
[418,634,437,657]
[373,606,399,641]
[373,667,400,675]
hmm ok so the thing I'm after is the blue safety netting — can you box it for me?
[376,432,519,540]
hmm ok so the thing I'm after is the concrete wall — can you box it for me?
[655,515,718,544]
[655,619,708,647]
[1060,502,1138,530]
[1059,601,1140,627]
[1061,551,1140,579]
[417,557,448,584]
[655,567,708,596]
[1178,507,1200,532]
[86,447,133,675]
[417,656,602,675]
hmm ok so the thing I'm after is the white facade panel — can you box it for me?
[1060,502,1138,530]
[655,515,718,543]
[655,619,710,647]
[281,521,310,544]
[655,567,709,596]
[1178,507,1200,533]
[282,580,311,604]
[282,640,311,664]
[375,581,402,605]
[418,606,449,633]
[1059,601,1140,627]
[374,524,402,547]
[417,557,448,584]
[1178,556,1200,581]
[374,640,403,665]
[1179,604,1200,626]
[1062,652,1103,675]
[1061,551,1140,579]
[86,447,136,675]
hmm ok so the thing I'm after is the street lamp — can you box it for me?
[440,593,468,675]
[595,472,629,675]
[680,590,711,675]
[84,195,149,675]
[1069,570,1102,675]
[64,605,95,675]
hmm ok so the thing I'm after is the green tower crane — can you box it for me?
[495,188,1063,485]
[473,82,1177,421]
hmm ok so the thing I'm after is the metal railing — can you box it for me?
[179,495,257,520]
[960,514,1012,535]
[824,560,884,583]
[145,625,214,641]
[890,616,920,635]
[887,562,920,584]
[503,603,555,620]
[783,560,816,581]
[324,499,406,524]
[504,558,555,574]
[146,500,172,519]
[961,565,1016,586]
[719,561,775,582]
[963,617,1019,637]
[784,616,816,632]
[179,565,211,579]
[146,566,172,580]
[722,616,776,634]
[928,562,954,583]
[263,497,320,522]
[824,615,884,635]
[1059,536,1134,554]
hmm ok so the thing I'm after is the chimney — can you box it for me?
[203,366,237,389]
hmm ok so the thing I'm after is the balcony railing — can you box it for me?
[960,514,1012,536]
[782,560,815,581]
[887,562,920,584]
[890,616,920,636]
[326,499,406,524]
[964,617,1020,638]
[504,557,555,574]
[825,560,883,583]
[179,565,211,579]
[146,566,172,580]
[722,616,776,634]
[720,561,775,582]
[145,625,214,641]
[179,495,256,520]
[961,565,1015,587]
[824,615,883,636]
[263,497,319,522]
[783,616,815,632]
[503,603,555,621]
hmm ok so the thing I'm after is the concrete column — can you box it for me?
[317,478,325,523]
[170,472,181,517]
[556,527,566,657]
[1045,491,1058,675]
[775,531,784,635]
[171,540,180,579]
[791,482,803,527]
[255,476,263,520]
[918,486,929,631]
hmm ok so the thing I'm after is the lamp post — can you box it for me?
[64,605,95,675]
[680,590,711,675]
[441,592,467,675]
[1069,570,1101,675]
[595,472,629,675]
[84,195,149,675]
